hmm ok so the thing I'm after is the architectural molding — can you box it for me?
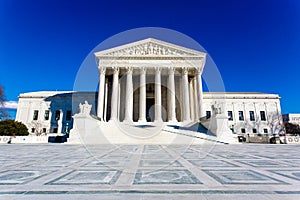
[98,67,106,75]
[94,38,206,58]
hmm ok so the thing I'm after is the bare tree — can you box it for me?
[240,111,284,135]
[284,122,300,135]
[268,112,285,136]
[29,120,47,136]
[235,111,285,143]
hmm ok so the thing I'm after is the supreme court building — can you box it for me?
[95,38,205,123]
[16,38,284,140]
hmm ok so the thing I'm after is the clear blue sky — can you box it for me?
[0,0,299,114]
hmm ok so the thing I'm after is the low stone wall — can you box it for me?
[0,136,49,144]
[282,136,300,144]
[248,136,270,143]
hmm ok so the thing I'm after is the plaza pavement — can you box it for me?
[0,143,300,199]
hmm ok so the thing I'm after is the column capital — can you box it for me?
[182,67,189,75]
[155,67,161,72]
[168,67,175,75]
[140,67,146,74]
[112,67,119,74]
[98,67,106,75]
[195,67,201,75]
[125,66,133,74]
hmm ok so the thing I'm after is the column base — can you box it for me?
[181,120,192,125]
[123,119,133,124]
[168,119,178,123]
[109,118,118,122]
[138,119,147,123]
[154,119,163,123]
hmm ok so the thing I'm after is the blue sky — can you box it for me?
[0,0,299,114]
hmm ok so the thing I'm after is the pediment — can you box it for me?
[94,38,205,58]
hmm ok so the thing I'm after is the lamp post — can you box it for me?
[230,124,235,134]
[65,123,69,136]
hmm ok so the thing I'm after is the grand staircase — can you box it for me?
[68,114,234,144]
[163,122,230,144]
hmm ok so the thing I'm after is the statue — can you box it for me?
[212,102,223,115]
[79,101,92,115]
[79,103,83,113]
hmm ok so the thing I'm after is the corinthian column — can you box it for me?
[189,80,195,120]
[196,68,204,119]
[155,67,162,122]
[168,67,177,122]
[110,67,119,121]
[124,67,133,122]
[138,67,146,122]
[97,67,106,120]
[182,67,190,121]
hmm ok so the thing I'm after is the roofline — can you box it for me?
[18,91,281,99]
[203,92,280,99]
[94,38,206,57]
[18,91,97,98]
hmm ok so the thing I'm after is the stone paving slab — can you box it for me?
[0,143,300,199]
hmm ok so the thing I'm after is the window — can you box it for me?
[66,110,72,121]
[33,110,39,120]
[206,111,211,119]
[264,128,268,133]
[260,111,266,121]
[55,110,60,121]
[253,128,257,133]
[241,128,246,133]
[228,111,233,121]
[31,128,35,133]
[44,110,49,120]
[42,128,46,133]
[65,126,70,134]
[238,111,244,121]
[249,111,255,121]
[53,128,58,133]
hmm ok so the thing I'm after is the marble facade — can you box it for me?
[94,38,206,123]
[15,38,284,141]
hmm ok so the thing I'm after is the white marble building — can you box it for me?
[15,91,283,137]
[283,113,300,126]
[202,92,283,136]
[15,38,284,140]
[94,38,206,123]
[16,91,98,135]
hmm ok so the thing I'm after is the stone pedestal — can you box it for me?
[68,101,109,144]
[68,113,110,144]
[67,113,90,144]
[209,113,237,143]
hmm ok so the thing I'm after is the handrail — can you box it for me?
[90,114,102,121]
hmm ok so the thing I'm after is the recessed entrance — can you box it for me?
[146,83,155,122]
[146,98,155,122]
